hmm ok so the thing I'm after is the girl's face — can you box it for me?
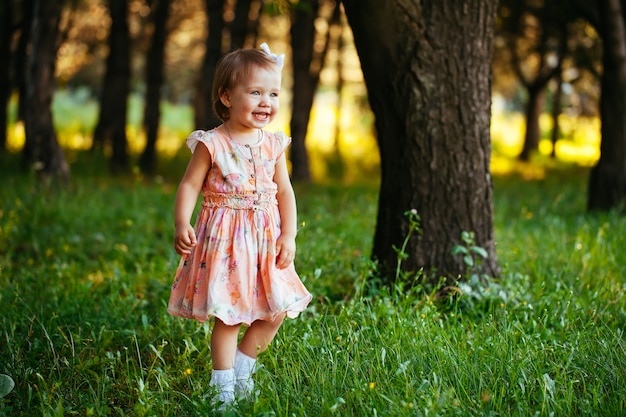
[221,65,281,131]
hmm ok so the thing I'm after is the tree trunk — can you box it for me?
[332,14,344,173]
[194,0,225,130]
[140,0,172,175]
[289,0,339,182]
[0,0,14,150]
[23,0,69,180]
[289,0,320,182]
[342,0,499,284]
[550,72,563,158]
[93,0,130,174]
[588,0,626,211]
[230,0,253,50]
[15,0,34,124]
[519,86,543,161]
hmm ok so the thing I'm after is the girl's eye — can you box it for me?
[251,91,260,95]
[271,92,279,97]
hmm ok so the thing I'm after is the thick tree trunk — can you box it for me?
[588,0,626,211]
[194,0,225,129]
[140,0,172,175]
[23,0,69,180]
[343,0,499,284]
[519,86,543,161]
[0,0,14,150]
[93,0,130,174]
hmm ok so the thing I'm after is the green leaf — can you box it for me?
[451,245,468,255]
[463,255,474,267]
[461,231,474,245]
[0,374,15,398]
[469,246,488,259]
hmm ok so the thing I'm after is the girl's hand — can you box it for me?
[174,224,197,256]
[276,234,296,269]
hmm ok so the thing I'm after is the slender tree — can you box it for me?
[194,0,226,129]
[14,0,34,124]
[92,0,131,173]
[342,0,499,284]
[230,0,260,50]
[140,0,172,175]
[0,0,14,151]
[289,0,339,182]
[23,0,69,180]
[497,0,568,161]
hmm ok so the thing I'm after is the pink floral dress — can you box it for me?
[167,129,312,325]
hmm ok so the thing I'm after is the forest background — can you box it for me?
[0,0,605,179]
[1,0,625,416]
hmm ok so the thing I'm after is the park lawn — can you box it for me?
[0,156,624,417]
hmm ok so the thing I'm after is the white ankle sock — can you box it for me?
[234,349,256,398]
[209,369,235,408]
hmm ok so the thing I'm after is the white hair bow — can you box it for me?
[260,42,284,70]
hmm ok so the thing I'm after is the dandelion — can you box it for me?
[369,382,375,390]
[500,303,505,308]
[185,368,192,375]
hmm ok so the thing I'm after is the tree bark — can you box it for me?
[230,0,253,50]
[550,72,563,158]
[93,0,131,174]
[0,0,14,150]
[289,0,320,182]
[519,86,544,161]
[15,0,34,124]
[588,0,626,211]
[23,0,69,180]
[342,0,499,284]
[140,0,172,175]
[194,0,225,129]
[289,0,339,182]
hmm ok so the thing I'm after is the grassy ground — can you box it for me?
[0,153,624,416]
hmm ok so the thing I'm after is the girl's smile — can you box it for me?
[221,66,282,138]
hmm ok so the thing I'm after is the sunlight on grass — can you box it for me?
[490,111,601,178]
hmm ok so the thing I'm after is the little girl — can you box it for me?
[168,44,312,409]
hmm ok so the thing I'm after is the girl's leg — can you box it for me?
[234,313,286,398]
[211,319,241,369]
[209,319,241,408]
[238,312,286,358]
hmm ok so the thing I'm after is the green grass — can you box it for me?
[0,155,624,416]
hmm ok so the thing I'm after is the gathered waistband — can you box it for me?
[202,191,277,211]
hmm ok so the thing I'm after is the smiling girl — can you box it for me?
[167,44,312,410]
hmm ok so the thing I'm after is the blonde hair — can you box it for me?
[212,48,280,121]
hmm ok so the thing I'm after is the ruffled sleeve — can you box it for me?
[273,131,292,158]
[185,130,212,153]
